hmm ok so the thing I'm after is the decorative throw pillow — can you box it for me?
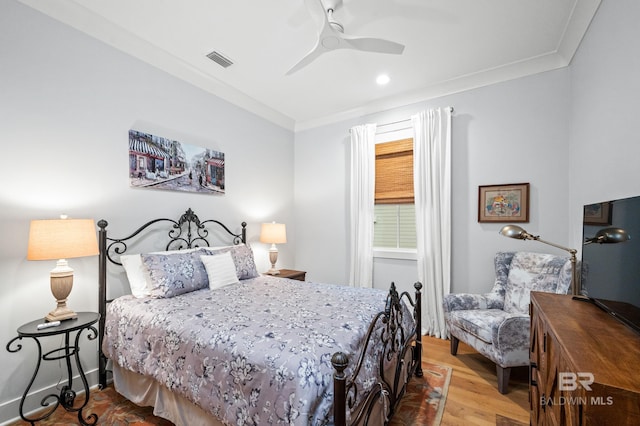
[121,248,202,298]
[201,252,241,290]
[202,244,259,280]
[141,251,209,298]
[229,244,259,280]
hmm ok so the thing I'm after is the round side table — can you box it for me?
[6,312,100,425]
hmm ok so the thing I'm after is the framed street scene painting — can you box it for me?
[478,182,529,223]
[129,130,225,194]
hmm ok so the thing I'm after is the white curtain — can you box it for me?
[412,108,452,338]
[349,123,376,288]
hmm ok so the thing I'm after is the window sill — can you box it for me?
[373,248,417,261]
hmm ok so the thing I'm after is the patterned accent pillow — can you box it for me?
[202,244,259,280]
[121,248,202,298]
[141,251,209,298]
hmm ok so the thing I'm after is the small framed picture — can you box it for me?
[478,183,530,223]
[583,202,612,225]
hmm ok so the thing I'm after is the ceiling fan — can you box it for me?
[286,0,405,75]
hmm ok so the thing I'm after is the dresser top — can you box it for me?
[531,292,640,393]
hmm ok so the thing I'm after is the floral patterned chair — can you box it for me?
[443,251,572,394]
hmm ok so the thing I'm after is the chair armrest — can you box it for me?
[493,315,530,355]
[443,292,503,313]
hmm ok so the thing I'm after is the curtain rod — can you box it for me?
[377,106,454,128]
[349,107,454,133]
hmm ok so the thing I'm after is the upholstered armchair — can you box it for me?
[443,251,572,394]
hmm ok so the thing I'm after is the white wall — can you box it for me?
[3,0,640,422]
[568,0,640,247]
[0,1,294,422]
[295,69,571,297]
[293,0,640,340]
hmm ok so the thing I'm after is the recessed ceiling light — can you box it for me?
[376,74,390,85]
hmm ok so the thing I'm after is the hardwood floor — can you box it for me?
[422,335,530,426]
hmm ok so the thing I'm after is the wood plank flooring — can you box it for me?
[421,335,530,426]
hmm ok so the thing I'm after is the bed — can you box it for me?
[98,209,423,426]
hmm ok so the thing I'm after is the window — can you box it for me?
[374,138,416,250]
[373,204,416,249]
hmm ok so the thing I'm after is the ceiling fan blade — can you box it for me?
[289,0,404,74]
[286,42,325,75]
[288,0,343,75]
[342,35,405,55]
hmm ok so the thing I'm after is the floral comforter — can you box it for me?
[103,275,406,425]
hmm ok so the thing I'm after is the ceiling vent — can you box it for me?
[206,50,233,68]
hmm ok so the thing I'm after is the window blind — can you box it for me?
[375,138,414,204]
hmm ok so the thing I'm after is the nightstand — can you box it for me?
[6,312,100,425]
[267,269,306,281]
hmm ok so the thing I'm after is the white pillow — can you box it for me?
[120,254,149,298]
[201,252,240,290]
[121,247,204,298]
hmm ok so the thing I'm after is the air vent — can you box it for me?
[206,50,233,68]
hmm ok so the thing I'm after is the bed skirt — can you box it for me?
[113,364,224,426]
[112,363,392,426]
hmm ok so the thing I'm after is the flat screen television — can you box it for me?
[580,194,640,334]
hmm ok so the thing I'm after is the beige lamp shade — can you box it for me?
[27,218,99,260]
[27,217,99,322]
[260,222,287,244]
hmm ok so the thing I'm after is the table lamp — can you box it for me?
[27,216,99,321]
[260,222,287,275]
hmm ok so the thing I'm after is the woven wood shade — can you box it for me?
[375,138,414,204]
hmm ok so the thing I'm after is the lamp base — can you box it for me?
[47,261,77,322]
[46,307,77,322]
[266,246,280,275]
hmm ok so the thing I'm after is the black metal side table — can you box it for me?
[6,312,100,425]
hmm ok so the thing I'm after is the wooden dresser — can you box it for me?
[530,292,640,425]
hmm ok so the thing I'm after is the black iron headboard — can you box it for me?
[97,208,247,388]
